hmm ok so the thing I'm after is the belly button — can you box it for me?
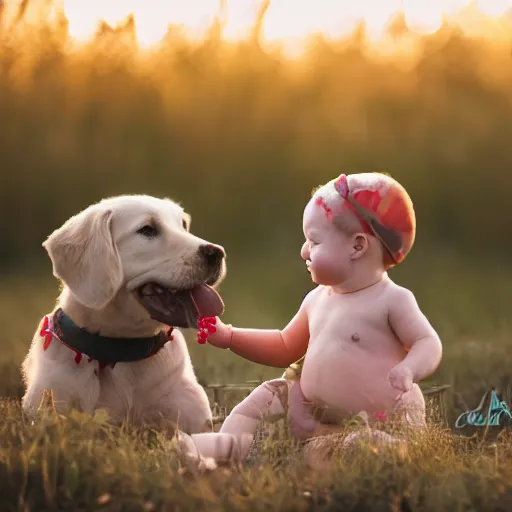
[351,333,360,342]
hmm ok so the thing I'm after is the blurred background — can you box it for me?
[1,0,511,420]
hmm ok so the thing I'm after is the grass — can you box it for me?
[2,399,512,512]
[2,253,512,511]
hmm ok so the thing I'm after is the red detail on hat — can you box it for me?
[315,197,334,221]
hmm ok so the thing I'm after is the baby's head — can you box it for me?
[301,173,415,286]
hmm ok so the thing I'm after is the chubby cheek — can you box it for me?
[308,252,345,284]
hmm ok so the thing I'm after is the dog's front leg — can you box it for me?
[161,379,213,434]
[136,381,212,434]
[22,342,100,417]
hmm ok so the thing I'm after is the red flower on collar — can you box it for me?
[40,316,53,351]
[39,314,175,366]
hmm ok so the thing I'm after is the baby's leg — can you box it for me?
[304,427,408,471]
[303,434,342,471]
[339,386,426,460]
[287,379,319,438]
[220,378,289,435]
[342,428,406,450]
[175,379,289,469]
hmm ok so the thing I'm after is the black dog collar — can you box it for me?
[50,308,173,365]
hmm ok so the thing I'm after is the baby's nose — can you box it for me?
[300,242,309,260]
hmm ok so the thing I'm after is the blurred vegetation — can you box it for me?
[1,8,512,422]
[2,13,512,265]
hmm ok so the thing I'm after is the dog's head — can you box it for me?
[43,195,226,328]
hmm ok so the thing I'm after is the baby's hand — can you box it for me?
[197,316,232,349]
[387,364,414,393]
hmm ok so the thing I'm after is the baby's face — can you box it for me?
[300,197,354,286]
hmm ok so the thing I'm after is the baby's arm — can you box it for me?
[387,287,442,392]
[206,290,315,368]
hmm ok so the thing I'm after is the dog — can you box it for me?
[21,195,226,434]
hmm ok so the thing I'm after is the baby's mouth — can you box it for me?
[306,260,311,272]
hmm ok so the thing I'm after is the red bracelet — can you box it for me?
[197,316,217,344]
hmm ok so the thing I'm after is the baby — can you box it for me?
[177,172,442,469]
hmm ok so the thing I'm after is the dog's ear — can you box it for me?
[43,206,123,310]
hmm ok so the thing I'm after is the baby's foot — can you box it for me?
[173,431,254,471]
[173,431,218,472]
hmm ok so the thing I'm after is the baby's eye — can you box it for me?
[309,241,319,247]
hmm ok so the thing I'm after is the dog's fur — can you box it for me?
[21,195,225,433]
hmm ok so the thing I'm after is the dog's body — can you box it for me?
[22,195,226,433]
[22,318,212,432]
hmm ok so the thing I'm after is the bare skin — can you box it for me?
[176,177,442,468]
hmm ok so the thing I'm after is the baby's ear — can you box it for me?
[350,234,370,260]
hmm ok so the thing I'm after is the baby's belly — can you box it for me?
[300,342,407,417]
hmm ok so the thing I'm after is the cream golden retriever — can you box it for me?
[21,195,226,434]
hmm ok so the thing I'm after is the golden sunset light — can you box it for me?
[2,0,511,51]
[67,0,512,44]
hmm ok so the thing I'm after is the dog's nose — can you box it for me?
[199,244,225,267]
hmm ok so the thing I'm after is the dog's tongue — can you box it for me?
[189,284,224,318]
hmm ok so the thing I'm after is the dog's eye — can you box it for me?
[137,225,158,238]
[182,219,189,231]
